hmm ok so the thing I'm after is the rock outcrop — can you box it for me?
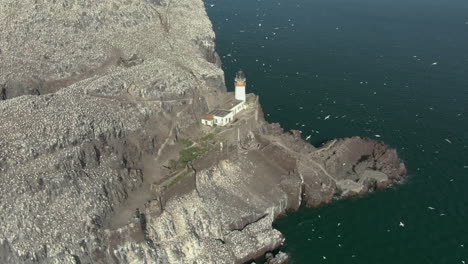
[0,0,406,263]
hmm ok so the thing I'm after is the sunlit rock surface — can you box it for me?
[0,0,406,263]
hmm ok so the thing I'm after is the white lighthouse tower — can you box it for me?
[235,70,246,101]
[200,70,249,127]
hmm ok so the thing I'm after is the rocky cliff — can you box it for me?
[0,0,406,263]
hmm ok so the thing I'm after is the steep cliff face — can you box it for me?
[0,0,224,99]
[0,0,406,263]
[0,0,224,262]
[97,118,406,263]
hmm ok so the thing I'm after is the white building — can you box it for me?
[201,71,247,127]
[201,110,233,127]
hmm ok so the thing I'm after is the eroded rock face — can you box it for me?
[257,123,406,206]
[0,0,223,99]
[0,0,406,263]
[142,156,293,263]
[0,0,224,262]
[301,137,406,205]
[107,125,406,263]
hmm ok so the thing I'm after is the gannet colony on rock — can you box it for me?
[0,0,406,263]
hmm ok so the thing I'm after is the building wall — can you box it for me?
[235,85,246,101]
[214,112,234,126]
[201,119,214,126]
[230,101,245,115]
[202,96,249,127]
[217,100,261,149]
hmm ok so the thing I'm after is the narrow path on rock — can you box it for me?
[264,136,337,184]
[315,139,337,153]
[105,106,189,230]
[301,156,337,184]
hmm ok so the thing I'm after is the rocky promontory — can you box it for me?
[0,0,406,263]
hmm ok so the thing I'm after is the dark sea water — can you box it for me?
[205,0,468,263]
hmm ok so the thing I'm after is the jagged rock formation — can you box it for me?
[0,0,223,99]
[0,0,223,262]
[0,0,406,263]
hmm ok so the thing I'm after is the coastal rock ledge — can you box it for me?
[0,0,406,263]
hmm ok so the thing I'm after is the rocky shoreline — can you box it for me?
[0,0,406,263]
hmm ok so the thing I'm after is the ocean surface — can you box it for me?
[204,0,468,263]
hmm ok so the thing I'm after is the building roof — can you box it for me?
[222,97,244,110]
[202,114,214,120]
[209,109,231,117]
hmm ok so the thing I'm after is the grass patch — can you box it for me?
[179,146,208,164]
[168,159,180,170]
[168,146,209,170]
[177,138,193,148]
[202,133,216,142]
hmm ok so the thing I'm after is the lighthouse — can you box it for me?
[201,70,249,127]
[235,70,246,101]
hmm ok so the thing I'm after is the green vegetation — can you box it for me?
[168,159,180,170]
[167,133,219,171]
[202,133,216,142]
[180,146,208,164]
[168,146,209,170]
[166,133,221,188]
[177,138,193,148]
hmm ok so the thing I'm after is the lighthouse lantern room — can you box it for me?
[235,70,246,101]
